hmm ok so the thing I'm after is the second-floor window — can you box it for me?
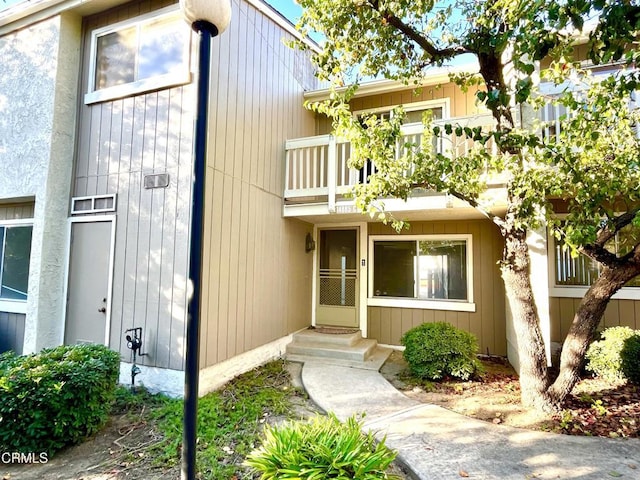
[355,102,446,126]
[85,6,190,104]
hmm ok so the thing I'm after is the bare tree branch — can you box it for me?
[594,207,640,247]
[579,243,620,267]
[364,1,469,60]
[447,188,507,230]
[382,13,470,60]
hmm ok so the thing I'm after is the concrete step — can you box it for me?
[286,328,393,371]
[287,346,393,371]
[287,337,377,362]
[291,328,363,347]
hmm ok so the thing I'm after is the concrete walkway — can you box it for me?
[301,362,640,480]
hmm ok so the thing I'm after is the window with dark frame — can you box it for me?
[0,225,33,302]
[373,238,468,302]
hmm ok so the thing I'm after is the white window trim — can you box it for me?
[84,5,191,105]
[353,98,451,123]
[547,230,640,300]
[0,300,27,314]
[71,194,117,215]
[0,218,33,314]
[368,233,476,312]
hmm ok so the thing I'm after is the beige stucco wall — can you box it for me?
[0,13,81,353]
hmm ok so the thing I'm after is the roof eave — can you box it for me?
[303,64,480,102]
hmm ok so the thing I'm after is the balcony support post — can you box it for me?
[327,135,337,213]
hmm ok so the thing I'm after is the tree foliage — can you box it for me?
[294,0,640,409]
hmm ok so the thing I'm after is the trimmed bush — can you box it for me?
[585,326,640,382]
[621,334,640,385]
[0,344,120,454]
[245,414,398,479]
[401,322,480,381]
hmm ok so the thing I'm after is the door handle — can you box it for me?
[98,307,107,313]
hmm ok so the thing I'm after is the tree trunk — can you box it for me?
[500,227,552,410]
[547,265,640,405]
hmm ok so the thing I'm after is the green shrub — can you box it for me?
[245,414,399,479]
[150,361,293,478]
[0,344,120,454]
[585,326,640,382]
[401,322,480,381]
[621,334,640,384]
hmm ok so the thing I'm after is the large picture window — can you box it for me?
[85,6,190,104]
[369,235,474,311]
[0,225,33,302]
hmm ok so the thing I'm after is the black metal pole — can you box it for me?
[182,19,218,480]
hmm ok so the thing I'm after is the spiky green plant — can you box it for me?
[245,413,399,479]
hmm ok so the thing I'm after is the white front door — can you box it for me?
[64,220,113,345]
[316,228,359,328]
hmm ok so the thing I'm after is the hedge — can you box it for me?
[0,344,120,454]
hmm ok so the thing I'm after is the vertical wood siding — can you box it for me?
[75,0,316,371]
[550,297,640,343]
[0,203,35,220]
[350,82,482,119]
[0,312,25,355]
[314,82,483,135]
[367,219,507,356]
[74,86,194,370]
[78,1,193,370]
[198,0,315,368]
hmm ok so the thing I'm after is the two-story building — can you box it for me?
[1,0,639,395]
[0,0,319,395]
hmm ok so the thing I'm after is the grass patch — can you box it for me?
[147,360,297,479]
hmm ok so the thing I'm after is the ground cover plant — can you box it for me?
[147,360,297,479]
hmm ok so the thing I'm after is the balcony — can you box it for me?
[283,112,509,220]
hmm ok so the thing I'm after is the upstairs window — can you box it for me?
[355,101,446,126]
[85,6,191,104]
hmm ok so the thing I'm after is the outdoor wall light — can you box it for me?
[305,232,316,252]
[179,1,231,479]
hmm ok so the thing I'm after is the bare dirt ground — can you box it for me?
[380,350,640,437]
[2,409,181,480]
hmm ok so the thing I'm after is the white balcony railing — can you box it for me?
[284,113,500,209]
